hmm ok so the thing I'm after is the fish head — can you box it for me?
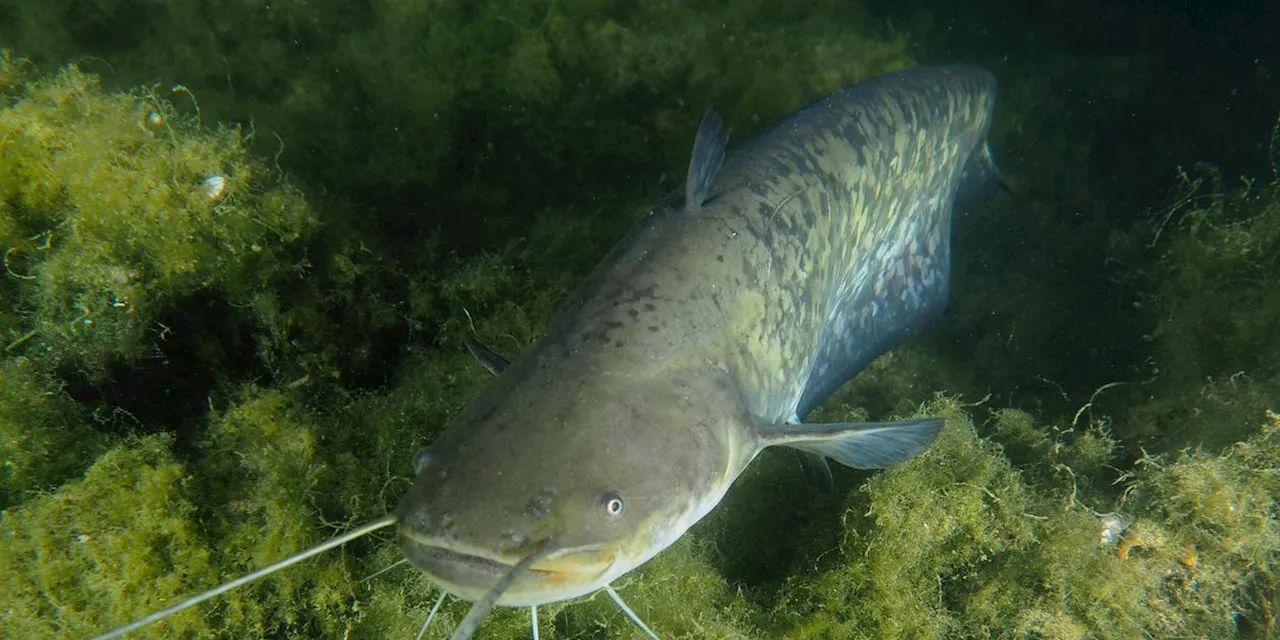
[393,365,755,606]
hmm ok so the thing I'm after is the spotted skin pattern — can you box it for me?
[544,65,997,425]
[393,65,1000,609]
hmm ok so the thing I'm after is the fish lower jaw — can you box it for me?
[399,537,616,606]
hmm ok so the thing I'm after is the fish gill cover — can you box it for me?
[0,0,1277,638]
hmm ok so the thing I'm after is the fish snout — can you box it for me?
[398,502,454,540]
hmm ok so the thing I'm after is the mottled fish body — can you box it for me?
[395,64,1000,608]
[552,64,999,428]
[94,65,1002,640]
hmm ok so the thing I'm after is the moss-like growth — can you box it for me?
[1121,410,1280,633]
[184,385,394,638]
[4,385,1278,638]
[771,399,1041,638]
[1,435,215,638]
[2,386,371,638]
[0,58,316,378]
[0,1,914,257]
[0,356,109,507]
[1122,164,1280,449]
[768,399,1278,638]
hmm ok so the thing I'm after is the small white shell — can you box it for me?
[1099,512,1131,545]
[200,175,226,201]
[143,110,165,131]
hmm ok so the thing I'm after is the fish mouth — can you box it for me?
[399,533,618,605]
[416,544,518,577]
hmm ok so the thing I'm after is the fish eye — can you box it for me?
[600,491,625,518]
[411,447,433,475]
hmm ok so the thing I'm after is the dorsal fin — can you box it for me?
[684,107,729,209]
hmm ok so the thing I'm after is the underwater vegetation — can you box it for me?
[1122,157,1280,453]
[0,0,916,256]
[0,1,1278,638]
[0,51,316,379]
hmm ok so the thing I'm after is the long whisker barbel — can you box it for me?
[447,544,553,640]
[605,585,659,640]
[415,591,448,640]
[91,516,398,640]
[361,557,411,585]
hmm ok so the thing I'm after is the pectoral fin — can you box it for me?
[759,417,943,469]
[463,335,510,376]
[794,450,835,492]
[460,306,511,376]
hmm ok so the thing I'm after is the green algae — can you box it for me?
[4,386,387,639]
[1121,164,1280,451]
[0,53,317,379]
[1,435,215,638]
[761,399,1278,639]
[0,356,108,508]
[10,389,1277,638]
[0,0,913,255]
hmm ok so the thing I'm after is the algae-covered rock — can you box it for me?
[0,0,914,251]
[0,436,214,638]
[1124,167,1280,449]
[0,55,317,378]
[0,356,108,508]
[768,399,1278,639]
[4,385,1277,638]
[771,399,1041,638]
[1122,410,1280,632]
[2,387,373,639]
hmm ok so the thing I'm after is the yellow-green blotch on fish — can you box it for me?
[96,64,1003,640]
